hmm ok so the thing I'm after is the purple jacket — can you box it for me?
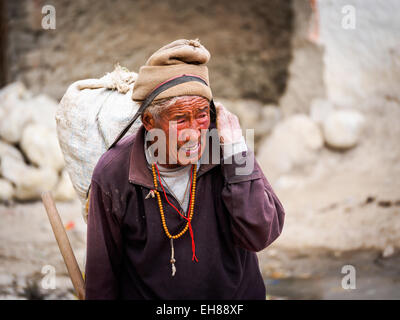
[85,125,285,299]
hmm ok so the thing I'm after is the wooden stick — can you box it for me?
[41,191,85,300]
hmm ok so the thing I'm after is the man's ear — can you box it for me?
[141,111,155,131]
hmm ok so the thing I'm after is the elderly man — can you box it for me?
[85,39,285,300]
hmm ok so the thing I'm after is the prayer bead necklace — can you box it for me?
[151,163,198,276]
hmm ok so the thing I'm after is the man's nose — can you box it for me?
[181,127,200,143]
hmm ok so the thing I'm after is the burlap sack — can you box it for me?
[56,65,141,222]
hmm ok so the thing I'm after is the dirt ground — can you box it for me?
[0,199,85,299]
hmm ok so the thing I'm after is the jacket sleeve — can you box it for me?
[221,150,285,252]
[85,180,123,299]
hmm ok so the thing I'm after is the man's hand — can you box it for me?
[215,102,243,145]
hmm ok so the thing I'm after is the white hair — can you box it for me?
[143,95,205,119]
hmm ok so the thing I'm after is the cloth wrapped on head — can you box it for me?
[131,39,212,102]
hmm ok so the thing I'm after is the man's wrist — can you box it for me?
[220,135,247,160]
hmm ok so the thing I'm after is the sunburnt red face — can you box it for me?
[144,96,210,168]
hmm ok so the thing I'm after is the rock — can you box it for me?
[216,99,281,148]
[322,110,365,150]
[28,94,58,129]
[0,178,14,201]
[237,100,264,132]
[310,99,334,125]
[20,123,65,171]
[0,140,24,162]
[0,101,33,143]
[382,245,395,258]
[0,82,33,143]
[219,99,263,133]
[0,82,29,110]
[0,156,58,200]
[257,114,323,182]
[0,274,14,287]
[0,83,58,143]
[53,170,77,201]
[255,105,282,137]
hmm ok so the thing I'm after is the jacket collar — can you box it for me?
[128,125,219,190]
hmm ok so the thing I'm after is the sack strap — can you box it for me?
[107,74,211,150]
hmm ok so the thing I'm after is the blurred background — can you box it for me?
[0,0,399,299]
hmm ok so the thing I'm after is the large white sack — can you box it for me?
[56,65,142,222]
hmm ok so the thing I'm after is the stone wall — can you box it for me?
[317,0,400,108]
[0,0,7,86]
[278,0,326,117]
[3,0,293,103]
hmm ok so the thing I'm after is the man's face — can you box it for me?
[143,96,210,168]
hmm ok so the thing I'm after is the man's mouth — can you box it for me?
[180,142,201,156]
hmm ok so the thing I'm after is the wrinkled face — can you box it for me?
[142,96,210,168]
